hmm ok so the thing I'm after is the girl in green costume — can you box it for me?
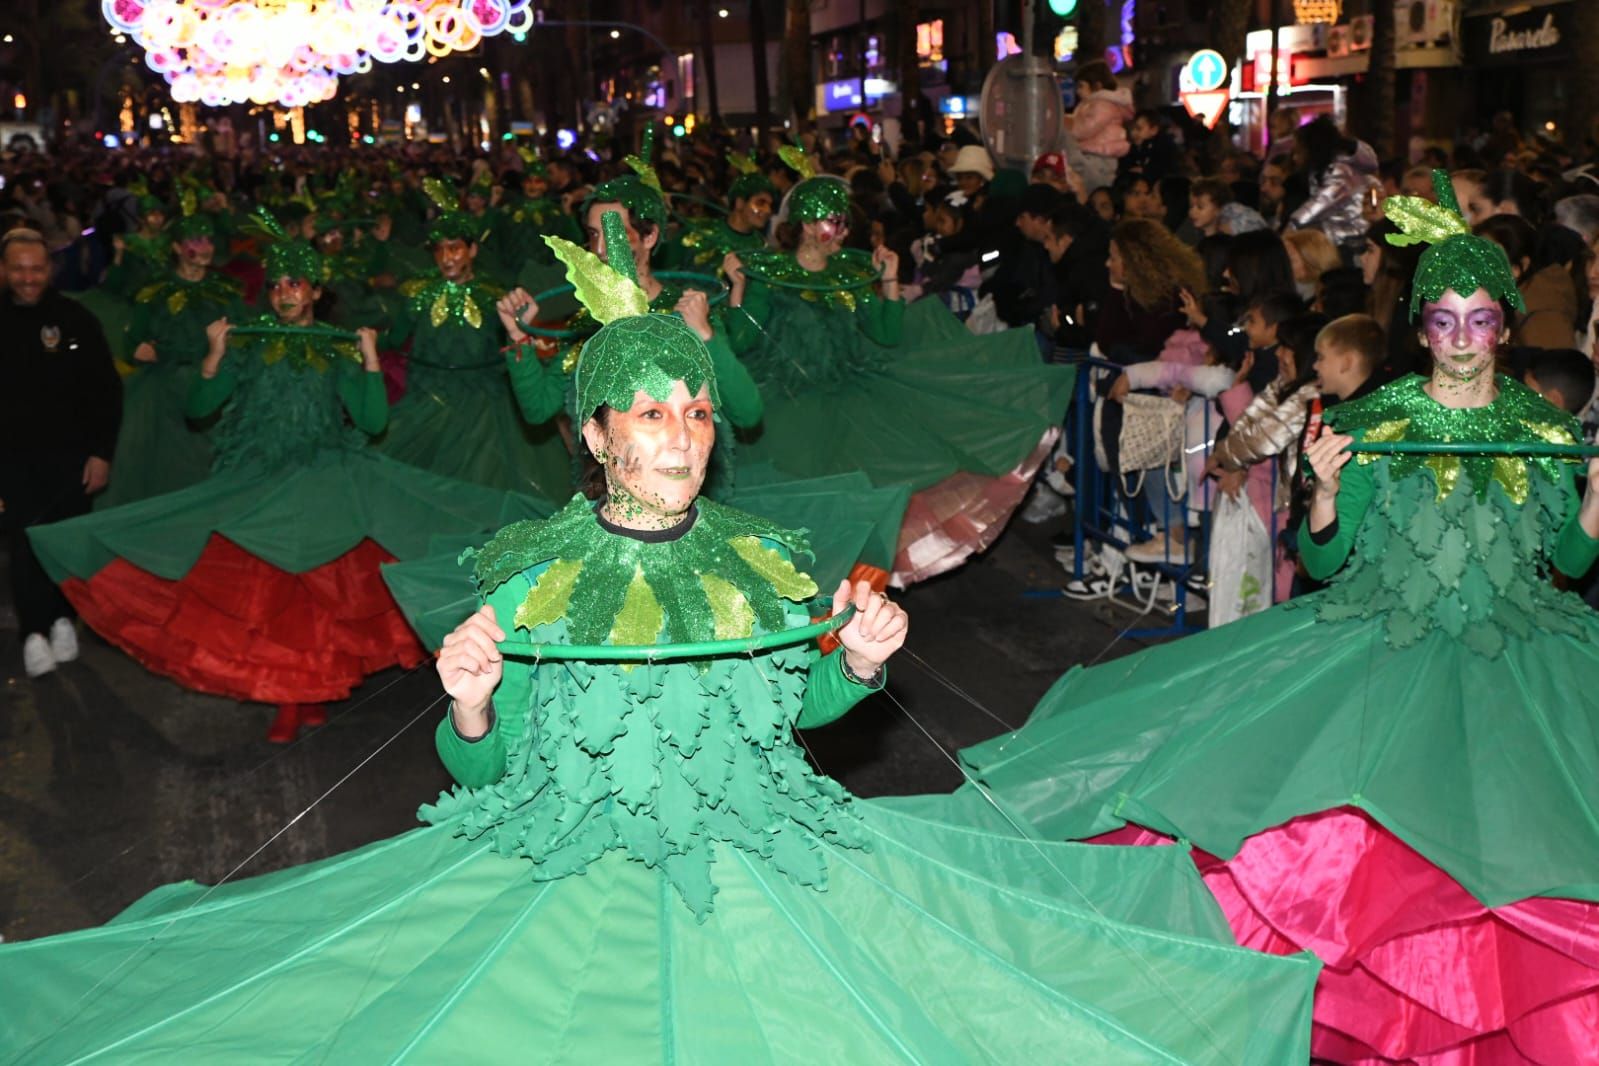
[724,152,1075,582]
[374,183,571,500]
[96,209,247,507]
[961,173,1599,1062]
[25,218,538,744]
[0,257,1319,1064]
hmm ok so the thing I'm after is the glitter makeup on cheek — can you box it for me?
[1466,311,1503,349]
[1423,312,1458,349]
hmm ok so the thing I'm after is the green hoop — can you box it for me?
[1348,441,1599,458]
[499,605,855,662]
[229,324,359,341]
[738,248,883,291]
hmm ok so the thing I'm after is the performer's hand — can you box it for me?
[721,252,747,306]
[373,214,393,242]
[872,245,900,293]
[831,579,908,679]
[674,289,714,342]
[132,341,158,364]
[438,604,506,735]
[1304,430,1353,498]
[205,317,232,350]
[82,456,110,495]
[496,287,538,343]
[356,326,381,370]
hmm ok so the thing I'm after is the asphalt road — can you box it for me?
[0,516,1176,942]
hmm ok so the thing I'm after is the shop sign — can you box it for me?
[1466,2,1572,66]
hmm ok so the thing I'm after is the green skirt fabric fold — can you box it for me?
[961,595,1599,908]
[0,801,1317,1064]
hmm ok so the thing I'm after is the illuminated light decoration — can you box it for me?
[555,127,576,149]
[1291,0,1341,23]
[101,0,535,107]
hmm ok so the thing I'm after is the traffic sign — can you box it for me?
[1185,49,1228,93]
[1181,90,1230,130]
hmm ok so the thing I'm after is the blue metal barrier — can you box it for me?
[1042,353,1280,639]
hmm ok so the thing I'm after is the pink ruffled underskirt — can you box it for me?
[1090,809,1599,1064]
[891,428,1060,587]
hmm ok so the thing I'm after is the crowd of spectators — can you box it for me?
[5,81,1599,622]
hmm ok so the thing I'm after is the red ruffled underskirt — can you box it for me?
[892,428,1060,586]
[61,534,425,704]
[1090,809,1599,1064]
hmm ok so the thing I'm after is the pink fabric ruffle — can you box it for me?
[1089,809,1599,1064]
[891,428,1058,586]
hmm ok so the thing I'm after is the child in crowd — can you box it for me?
[1186,178,1233,242]
[1523,347,1597,425]
[1206,313,1329,605]
[1312,312,1385,406]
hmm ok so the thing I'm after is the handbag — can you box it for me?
[1094,391,1186,498]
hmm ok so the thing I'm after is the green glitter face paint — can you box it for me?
[588,381,716,530]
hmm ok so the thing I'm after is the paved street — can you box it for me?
[0,517,1173,942]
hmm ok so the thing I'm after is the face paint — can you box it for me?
[1420,288,1504,384]
[588,380,715,530]
[811,215,846,247]
[432,237,475,281]
[268,276,317,324]
[176,236,214,268]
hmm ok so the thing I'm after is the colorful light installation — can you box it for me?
[102,0,534,107]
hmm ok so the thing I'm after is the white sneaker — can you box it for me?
[23,634,56,678]
[48,618,78,664]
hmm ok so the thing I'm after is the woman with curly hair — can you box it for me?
[1096,217,1208,362]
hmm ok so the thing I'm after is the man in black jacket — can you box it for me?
[0,228,122,677]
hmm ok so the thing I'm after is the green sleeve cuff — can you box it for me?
[434,702,507,789]
[506,345,566,424]
[338,369,389,435]
[705,324,763,429]
[1299,448,1375,580]
[185,367,237,419]
[796,647,883,729]
[859,295,905,347]
[1554,509,1599,580]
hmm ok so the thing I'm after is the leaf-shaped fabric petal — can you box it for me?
[730,536,820,602]
[543,235,650,326]
[515,558,583,631]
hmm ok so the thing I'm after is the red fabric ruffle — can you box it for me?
[892,428,1059,586]
[1088,810,1599,1064]
[62,534,425,704]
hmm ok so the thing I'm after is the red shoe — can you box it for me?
[300,704,328,728]
[266,703,303,744]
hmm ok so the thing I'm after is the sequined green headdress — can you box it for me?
[1383,169,1526,319]
[544,210,719,424]
[517,146,549,180]
[246,206,325,283]
[422,177,484,244]
[726,151,775,205]
[169,182,216,240]
[584,125,668,227]
[778,142,848,222]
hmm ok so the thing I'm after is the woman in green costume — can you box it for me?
[961,173,1599,1062]
[374,182,571,499]
[24,216,539,744]
[724,150,1075,582]
[0,257,1319,1065]
[662,151,776,269]
[95,207,247,507]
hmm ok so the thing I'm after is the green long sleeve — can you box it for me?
[705,320,762,429]
[434,571,535,789]
[856,294,905,347]
[380,301,416,350]
[505,345,567,424]
[185,367,238,419]
[725,281,772,355]
[1553,473,1599,579]
[337,368,389,435]
[1298,450,1374,581]
[796,647,883,729]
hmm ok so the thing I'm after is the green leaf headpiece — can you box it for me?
[544,210,720,425]
[583,174,668,228]
[517,146,549,179]
[787,176,851,223]
[248,206,325,283]
[422,176,484,244]
[726,151,776,205]
[1382,169,1525,319]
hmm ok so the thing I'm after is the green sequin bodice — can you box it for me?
[134,273,244,366]
[211,321,365,472]
[396,274,506,392]
[422,496,863,919]
[1314,375,1591,656]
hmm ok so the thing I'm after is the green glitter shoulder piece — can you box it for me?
[134,271,243,315]
[402,273,504,330]
[471,495,817,651]
[1326,373,1581,504]
[1382,169,1525,318]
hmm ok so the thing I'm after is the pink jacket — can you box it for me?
[1067,88,1133,159]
